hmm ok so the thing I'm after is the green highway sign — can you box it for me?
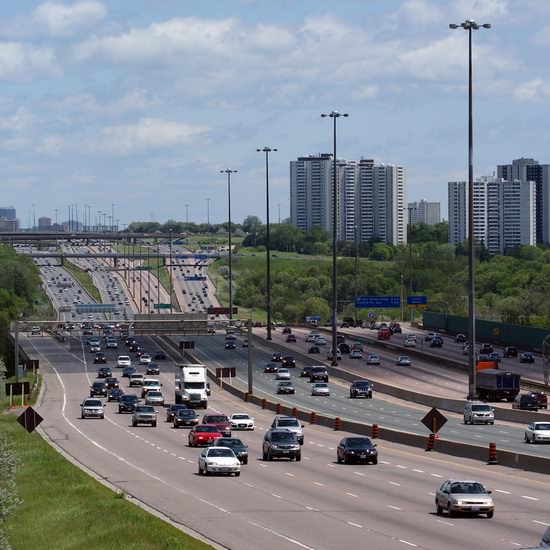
[154,303,172,309]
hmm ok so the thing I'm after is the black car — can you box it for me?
[94,352,107,364]
[503,346,518,358]
[282,356,296,368]
[173,409,199,428]
[285,334,297,343]
[277,381,295,394]
[107,388,124,402]
[271,352,283,362]
[135,348,147,357]
[520,352,535,363]
[454,333,467,343]
[430,337,443,348]
[338,343,350,354]
[264,362,278,373]
[166,404,188,422]
[97,367,112,378]
[282,327,292,334]
[512,393,539,411]
[129,342,140,352]
[336,334,346,345]
[122,366,136,378]
[337,437,378,464]
[308,345,320,354]
[349,380,373,399]
[225,340,236,350]
[340,322,349,328]
[480,343,494,354]
[215,437,248,464]
[146,363,160,375]
[310,366,329,383]
[90,381,108,397]
[118,394,139,413]
[154,350,167,360]
[105,377,120,389]
[125,337,136,346]
[300,366,313,378]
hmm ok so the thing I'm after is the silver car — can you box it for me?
[435,479,494,518]
[144,390,165,406]
[463,402,495,425]
[311,382,331,396]
[396,355,411,366]
[366,354,381,365]
[80,398,105,419]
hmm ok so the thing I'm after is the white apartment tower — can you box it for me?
[408,199,441,225]
[448,182,467,244]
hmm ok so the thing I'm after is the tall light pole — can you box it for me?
[408,205,413,323]
[354,224,358,322]
[185,204,189,225]
[450,19,491,400]
[278,203,281,225]
[206,198,210,227]
[169,228,173,314]
[221,169,237,320]
[321,110,349,367]
[257,147,277,340]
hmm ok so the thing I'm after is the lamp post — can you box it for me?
[185,204,189,225]
[354,224,358,322]
[169,228,173,314]
[449,19,491,400]
[321,110,349,367]
[408,205,413,323]
[257,147,277,340]
[221,169,237,320]
[206,198,210,227]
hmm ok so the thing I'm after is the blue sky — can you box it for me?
[2,0,550,227]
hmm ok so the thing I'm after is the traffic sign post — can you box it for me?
[407,296,428,309]
[17,406,43,433]
[421,407,447,435]
[355,296,401,308]
[153,303,172,309]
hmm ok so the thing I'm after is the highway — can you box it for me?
[189,333,550,457]
[22,332,550,550]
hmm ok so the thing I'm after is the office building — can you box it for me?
[0,206,16,220]
[0,219,19,232]
[38,216,51,229]
[408,199,441,225]
[497,158,550,244]
[290,155,407,245]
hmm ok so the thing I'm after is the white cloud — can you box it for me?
[87,117,210,155]
[513,79,550,102]
[450,0,508,20]
[39,134,65,154]
[0,106,37,132]
[398,0,445,26]
[0,42,57,81]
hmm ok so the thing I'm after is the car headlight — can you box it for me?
[452,500,463,506]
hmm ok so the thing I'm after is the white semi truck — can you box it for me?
[175,364,208,408]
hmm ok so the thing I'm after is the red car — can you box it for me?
[188,425,223,447]
[202,414,232,437]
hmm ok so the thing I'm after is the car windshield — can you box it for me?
[143,381,159,387]
[208,448,235,458]
[534,423,550,430]
[206,416,228,423]
[178,410,196,417]
[271,432,295,442]
[217,439,243,448]
[450,482,486,494]
[277,419,299,427]
[232,415,249,420]
[196,426,218,432]
[171,405,187,411]
[315,384,328,388]
[266,363,276,368]
[147,391,161,397]
[93,382,105,387]
[121,395,137,402]
[354,381,371,388]
[85,400,102,407]
[135,406,154,413]
[184,382,204,389]
[471,405,491,411]
[346,438,372,448]
[279,382,292,386]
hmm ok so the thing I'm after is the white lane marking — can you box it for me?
[522,495,539,501]
[399,540,417,547]
[533,520,550,526]
[388,481,400,486]
[430,474,443,478]
[305,506,319,512]
[353,472,365,476]
[387,505,402,510]
[380,460,390,464]
[347,522,362,528]
[436,519,453,526]
[178,456,185,460]
[327,464,335,468]
[314,482,325,486]
[244,483,254,488]
[510,543,522,547]
[259,463,267,468]
[396,465,407,469]
[495,489,511,494]
[346,493,358,498]
[285,473,295,477]
[271,494,282,499]
[428,492,436,496]
[413,469,424,473]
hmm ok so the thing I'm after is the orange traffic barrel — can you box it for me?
[488,442,498,464]
[275,403,282,414]
[291,407,298,418]
[426,433,435,451]
[371,423,380,439]
[334,417,342,430]
[261,398,267,409]
[310,411,317,424]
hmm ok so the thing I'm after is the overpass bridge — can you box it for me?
[0,231,182,243]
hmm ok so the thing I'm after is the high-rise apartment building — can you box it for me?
[497,158,550,244]
[0,206,16,220]
[447,177,536,253]
[290,155,407,245]
[408,199,441,225]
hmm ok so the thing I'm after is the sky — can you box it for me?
[3,0,550,228]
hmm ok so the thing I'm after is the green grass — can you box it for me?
[0,414,212,550]
[185,234,243,249]
[32,284,57,321]
[63,260,102,303]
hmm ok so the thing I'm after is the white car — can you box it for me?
[198,446,241,476]
[396,356,412,366]
[350,349,363,359]
[144,391,165,406]
[404,338,416,348]
[305,334,317,343]
[117,355,131,368]
[129,373,144,387]
[315,336,327,345]
[141,378,161,396]
[366,354,381,365]
[80,398,105,419]
[229,413,255,430]
[525,421,550,444]
[327,349,342,361]
[139,354,152,365]
[276,368,291,380]
[311,382,331,396]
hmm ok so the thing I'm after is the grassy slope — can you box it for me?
[63,260,102,303]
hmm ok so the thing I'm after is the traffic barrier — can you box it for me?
[275,403,281,414]
[291,407,298,418]
[261,398,267,409]
[426,433,435,451]
[334,417,342,430]
[371,423,380,439]
[488,442,498,464]
[244,392,249,402]
[310,411,317,424]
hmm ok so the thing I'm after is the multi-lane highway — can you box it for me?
[21,332,550,550]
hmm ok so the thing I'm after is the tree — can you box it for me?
[242,215,262,234]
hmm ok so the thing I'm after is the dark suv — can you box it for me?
[480,343,494,354]
[349,380,373,399]
[90,381,107,397]
[309,366,329,383]
[118,394,139,413]
[503,346,518,358]
[530,391,547,410]
[263,429,301,461]
[281,356,296,368]
[512,393,539,411]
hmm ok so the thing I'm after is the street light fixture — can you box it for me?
[257,147,277,340]
[321,110,349,367]
[221,169,237,320]
[449,19,491,400]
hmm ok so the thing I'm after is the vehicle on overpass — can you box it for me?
[476,369,521,401]
[175,364,208,408]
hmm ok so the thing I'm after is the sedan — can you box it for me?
[276,368,291,380]
[107,388,124,402]
[327,349,342,361]
[80,398,105,419]
[117,355,131,368]
[97,367,112,378]
[146,363,160,375]
[308,345,320,354]
[396,356,411,366]
[154,350,167,360]
[520,352,535,363]
[213,437,248,464]
[525,422,550,444]
[277,381,295,394]
[337,437,378,464]
[144,391,165,406]
[366,354,381,365]
[350,349,363,359]
[271,352,283,362]
[198,446,241,476]
[189,425,223,447]
[166,404,188,422]
[311,382,331,396]
[315,336,327,345]
[173,409,199,428]
[104,377,120,389]
[435,480,494,518]
[90,344,101,353]
[300,366,313,378]
[94,352,107,364]
[122,366,136,378]
[139,354,152,365]
[118,394,139,413]
[229,413,255,430]
[264,362,278,373]
[225,340,236,350]
[285,334,297,343]
[404,338,416,348]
